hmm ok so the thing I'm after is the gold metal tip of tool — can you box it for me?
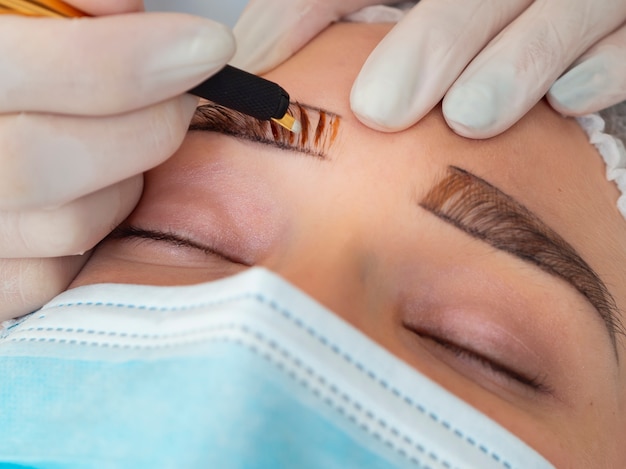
[271,113,302,134]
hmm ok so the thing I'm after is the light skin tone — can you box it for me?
[71,23,626,467]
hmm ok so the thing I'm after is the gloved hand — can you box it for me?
[231,0,626,138]
[0,0,235,321]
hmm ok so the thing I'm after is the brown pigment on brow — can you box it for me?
[290,102,341,150]
[330,114,341,144]
[315,110,327,147]
[270,120,280,141]
[297,103,310,145]
[287,120,296,145]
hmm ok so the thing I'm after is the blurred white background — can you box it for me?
[144,0,248,26]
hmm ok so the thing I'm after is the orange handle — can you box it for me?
[0,0,86,17]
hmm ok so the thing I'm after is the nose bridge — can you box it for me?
[263,202,371,310]
[272,219,363,289]
[260,146,411,326]
[265,204,403,341]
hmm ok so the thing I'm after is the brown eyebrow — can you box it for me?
[189,102,341,158]
[420,166,624,353]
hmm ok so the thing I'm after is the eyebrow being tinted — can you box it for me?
[189,102,341,158]
[420,166,624,351]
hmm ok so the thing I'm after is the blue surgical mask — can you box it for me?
[0,268,553,469]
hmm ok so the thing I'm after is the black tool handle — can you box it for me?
[189,65,290,120]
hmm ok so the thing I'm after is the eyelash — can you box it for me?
[422,333,551,394]
[109,225,249,266]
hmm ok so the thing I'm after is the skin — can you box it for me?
[71,23,626,467]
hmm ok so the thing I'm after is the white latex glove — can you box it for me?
[0,0,235,321]
[232,0,626,138]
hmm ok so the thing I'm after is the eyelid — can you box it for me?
[428,333,551,393]
[109,225,250,266]
[404,324,553,396]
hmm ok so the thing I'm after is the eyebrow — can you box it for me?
[189,102,341,158]
[420,166,624,352]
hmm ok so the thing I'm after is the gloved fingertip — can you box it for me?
[442,83,510,138]
[147,18,236,82]
[231,0,297,73]
[350,78,413,132]
[229,36,282,73]
[352,111,401,132]
[548,58,606,115]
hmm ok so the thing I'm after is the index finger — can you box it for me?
[0,13,235,115]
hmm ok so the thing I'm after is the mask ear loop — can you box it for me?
[0,0,86,17]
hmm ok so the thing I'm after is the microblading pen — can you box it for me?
[3,0,302,133]
[189,65,301,133]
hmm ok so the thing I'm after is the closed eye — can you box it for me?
[405,325,553,395]
[108,225,250,266]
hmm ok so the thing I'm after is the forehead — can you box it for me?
[260,22,626,341]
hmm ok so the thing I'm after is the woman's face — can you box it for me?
[73,23,626,466]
